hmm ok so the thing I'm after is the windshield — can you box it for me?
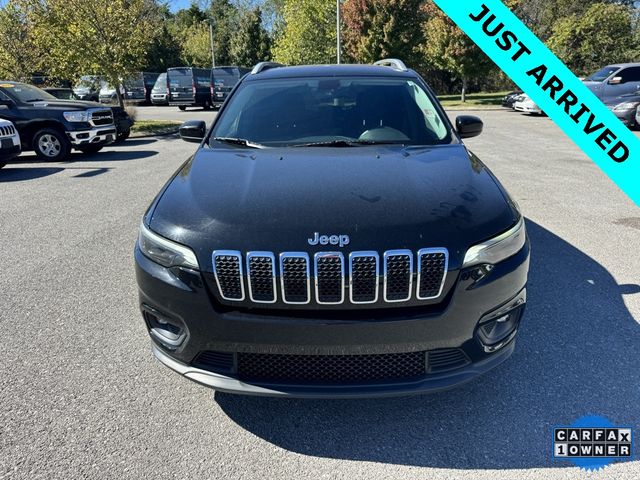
[2,83,57,102]
[152,73,167,91]
[168,69,193,88]
[586,66,620,82]
[211,77,451,147]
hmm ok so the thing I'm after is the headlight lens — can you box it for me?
[138,223,199,269]
[614,102,640,111]
[462,217,526,268]
[63,111,89,122]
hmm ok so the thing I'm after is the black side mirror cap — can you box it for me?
[456,115,483,139]
[179,120,207,143]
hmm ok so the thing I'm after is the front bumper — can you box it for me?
[151,94,168,105]
[610,108,636,126]
[514,103,541,114]
[67,127,116,146]
[135,238,530,397]
[0,143,21,162]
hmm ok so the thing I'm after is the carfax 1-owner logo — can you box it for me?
[553,416,634,471]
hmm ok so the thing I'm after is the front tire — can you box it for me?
[178,106,186,111]
[77,145,103,154]
[0,162,6,169]
[115,129,130,143]
[32,128,71,161]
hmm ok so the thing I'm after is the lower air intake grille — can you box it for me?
[193,351,234,373]
[428,348,470,373]
[237,351,427,384]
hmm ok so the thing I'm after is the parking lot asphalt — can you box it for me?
[1,109,639,480]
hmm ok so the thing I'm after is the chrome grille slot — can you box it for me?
[314,253,344,304]
[417,248,448,299]
[280,253,310,304]
[384,250,413,302]
[247,252,276,303]
[212,250,244,301]
[0,125,15,136]
[349,252,379,304]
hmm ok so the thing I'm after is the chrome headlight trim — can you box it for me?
[462,217,526,268]
[138,222,199,270]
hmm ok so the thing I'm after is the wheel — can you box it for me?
[77,145,103,154]
[32,128,71,161]
[178,106,186,111]
[115,129,130,143]
[0,162,6,169]
[203,100,211,111]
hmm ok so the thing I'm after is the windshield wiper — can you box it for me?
[294,139,402,147]
[213,137,265,149]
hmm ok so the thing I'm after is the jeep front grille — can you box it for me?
[0,124,16,137]
[211,249,449,306]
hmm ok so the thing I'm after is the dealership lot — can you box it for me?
[1,110,638,479]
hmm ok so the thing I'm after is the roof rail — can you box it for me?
[373,58,408,72]
[250,62,284,75]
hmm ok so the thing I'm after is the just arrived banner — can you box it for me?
[432,0,640,207]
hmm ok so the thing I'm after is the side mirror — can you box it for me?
[456,115,483,139]
[609,76,623,85]
[179,120,206,143]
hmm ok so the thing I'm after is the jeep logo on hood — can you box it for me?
[308,232,350,247]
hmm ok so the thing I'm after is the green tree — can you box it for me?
[229,7,271,67]
[272,0,336,65]
[144,3,182,71]
[342,0,426,68]
[421,2,493,101]
[209,0,238,66]
[30,0,157,107]
[180,21,214,67]
[547,2,636,75]
[0,0,43,80]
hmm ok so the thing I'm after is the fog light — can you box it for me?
[478,311,519,348]
[476,290,526,352]
[142,305,186,349]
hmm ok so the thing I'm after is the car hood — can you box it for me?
[29,99,106,110]
[149,145,519,271]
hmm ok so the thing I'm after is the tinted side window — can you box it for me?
[618,67,640,83]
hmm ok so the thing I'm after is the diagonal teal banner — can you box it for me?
[432,0,640,206]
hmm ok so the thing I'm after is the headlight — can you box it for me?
[63,111,90,122]
[138,223,199,269]
[614,102,640,111]
[462,217,526,268]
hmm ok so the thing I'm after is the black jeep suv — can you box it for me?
[135,60,530,398]
[0,82,115,161]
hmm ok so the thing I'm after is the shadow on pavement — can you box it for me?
[0,167,64,182]
[215,219,639,470]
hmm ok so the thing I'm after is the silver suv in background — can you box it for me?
[151,73,169,105]
[583,63,640,100]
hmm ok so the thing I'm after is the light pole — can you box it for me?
[336,0,341,64]
[209,20,216,69]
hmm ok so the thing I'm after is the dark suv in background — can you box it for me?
[135,60,530,398]
[211,66,250,109]
[167,67,212,110]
